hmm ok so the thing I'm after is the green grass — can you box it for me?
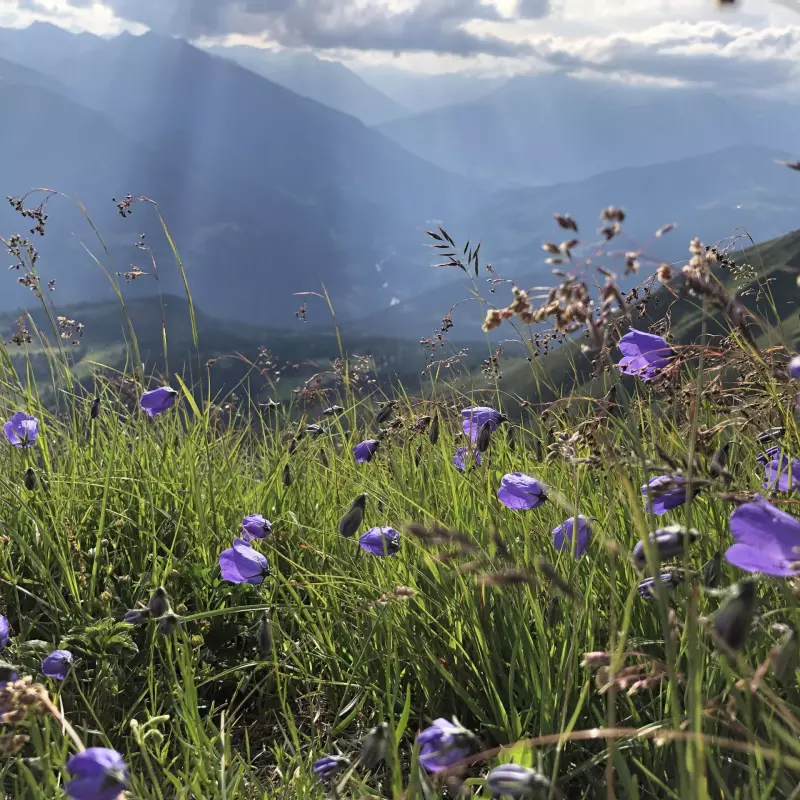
[3,217,800,798]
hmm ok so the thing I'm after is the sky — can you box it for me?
[2,0,800,90]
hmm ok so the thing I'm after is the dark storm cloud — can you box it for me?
[82,0,548,56]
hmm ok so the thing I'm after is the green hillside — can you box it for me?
[498,228,800,402]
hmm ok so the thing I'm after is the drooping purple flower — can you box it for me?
[616,330,672,381]
[359,527,400,557]
[762,451,800,493]
[552,516,592,559]
[757,445,781,466]
[638,573,682,599]
[497,473,547,510]
[725,495,800,577]
[486,764,552,796]
[417,718,476,773]
[0,615,9,650]
[312,754,349,781]
[461,406,504,442]
[42,649,73,681]
[631,526,700,568]
[641,475,688,515]
[219,538,270,584]
[353,439,379,463]
[3,412,39,448]
[790,356,800,379]
[65,748,128,800]
[452,447,481,472]
[139,386,178,418]
[241,514,272,540]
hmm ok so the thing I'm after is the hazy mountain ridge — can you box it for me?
[203,44,407,125]
[378,72,800,188]
[0,25,478,326]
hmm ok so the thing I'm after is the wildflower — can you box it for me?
[725,495,800,576]
[762,451,800,492]
[338,494,366,538]
[713,580,757,651]
[476,422,492,453]
[485,764,552,797]
[638,573,683,599]
[147,587,170,617]
[757,444,781,466]
[65,748,128,800]
[157,613,180,635]
[0,616,9,650]
[359,527,400,557]
[359,722,389,769]
[616,330,672,381]
[123,609,150,625]
[219,539,270,585]
[41,650,73,681]
[461,406,504,442]
[353,439,379,463]
[631,526,700,568]
[417,718,477,773]
[312,754,349,781]
[790,356,800,379]
[641,475,688,515]
[552,516,592,559]
[497,473,547,510]
[241,514,272,540]
[139,386,178,417]
[453,447,481,472]
[757,427,785,444]
[3,412,38,448]
[657,263,673,283]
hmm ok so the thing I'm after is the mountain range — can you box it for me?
[377,72,800,188]
[0,22,798,348]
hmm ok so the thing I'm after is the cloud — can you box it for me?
[69,0,549,55]
[526,21,800,89]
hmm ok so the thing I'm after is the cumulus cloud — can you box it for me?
[56,0,549,55]
[527,21,800,89]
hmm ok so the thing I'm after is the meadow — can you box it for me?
[2,197,800,800]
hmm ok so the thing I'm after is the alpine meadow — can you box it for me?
[2,1,800,799]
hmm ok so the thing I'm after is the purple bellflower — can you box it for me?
[241,514,272,540]
[417,718,476,773]
[790,356,800,379]
[642,475,688,515]
[3,412,38,448]
[725,495,800,577]
[461,406,504,442]
[0,615,9,650]
[638,573,683,599]
[353,439,379,463]
[219,538,269,584]
[497,473,547,510]
[552,516,592,559]
[312,754,349,781]
[359,527,400,557]
[65,748,128,800]
[762,451,800,493]
[617,330,672,381]
[139,386,178,417]
[452,447,481,472]
[42,649,73,680]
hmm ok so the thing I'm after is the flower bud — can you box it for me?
[476,422,492,453]
[486,764,551,797]
[359,722,389,769]
[147,587,171,618]
[23,468,36,492]
[157,613,180,636]
[258,609,273,658]
[713,580,757,652]
[428,414,440,445]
